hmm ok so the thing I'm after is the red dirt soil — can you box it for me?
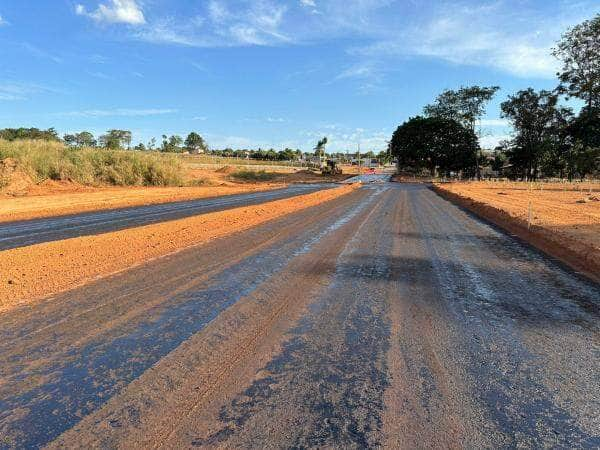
[433,181,600,282]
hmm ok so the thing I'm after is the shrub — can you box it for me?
[230,170,278,182]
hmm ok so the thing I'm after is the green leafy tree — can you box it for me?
[424,85,500,179]
[566,107,600,178]
[184,132,208,154]
[99,130,132,150]
[553,14,600,110]
[65,131,96,148]
[500,89,572,180]
[390,116,478,177]
[313,137,328,166]
[161,135,184,153]
[0,127,60,141]
[76,131,96,148]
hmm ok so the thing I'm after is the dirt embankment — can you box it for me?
[0,184,359,313]
[0,165,352,223]
[0,184,287,223]
[433,181,600,282]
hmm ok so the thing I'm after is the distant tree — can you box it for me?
[313,137,328,166]
[500,89,572,180]
[147,137,157,151]
[76,131,96,148]
[0,127,60,141]
[553,14,600,110]
[184,132,208,154]
[490,147,508,172]
[390,116,478,176]
[161,134,184,153]
[65,131,96,148]
[63,134,77,147]
[99,130,132,150]
[133,142,146,151]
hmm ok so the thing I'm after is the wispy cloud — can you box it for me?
[129,0,291,47]
[0,14,7,26]
[72,0,600,80]
[21,43,63,64]
[86,71,114,80]
[350,1,596,79]
[0,81,55,101]
[76,0,145,25]
[58,108,178,117]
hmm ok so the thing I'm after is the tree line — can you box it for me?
[391,14,599,181]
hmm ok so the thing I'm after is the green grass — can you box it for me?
[229,169,278,182]
[0,139,186,187]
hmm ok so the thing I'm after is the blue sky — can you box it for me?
[0,0,598,152]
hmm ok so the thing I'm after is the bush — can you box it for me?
[0,139,185,187]
[230,170,278,182]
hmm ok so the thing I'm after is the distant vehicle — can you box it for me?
[321,160,342,175]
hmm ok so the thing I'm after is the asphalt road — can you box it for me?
[0,183,332,250]
[0,181,598,448]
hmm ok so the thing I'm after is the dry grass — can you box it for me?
[0,139,185,187]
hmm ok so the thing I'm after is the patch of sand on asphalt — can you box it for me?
[433,181,600,281]
[0,184,358,313]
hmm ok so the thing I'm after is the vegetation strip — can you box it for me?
[0,184,358,312]
[432,184,600,283]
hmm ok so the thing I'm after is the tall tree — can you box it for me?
[424,85,500,179]
[501,89,572,180]
[99,130,132,150]
[314,137,328,166]
[553,14,600,111]
[184,132,208,154]
[161,135,184,153]
[76,131,96,148]
[566,107,600,179]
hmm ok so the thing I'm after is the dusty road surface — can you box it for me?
[0,184,331,250]
[0,181,598,448]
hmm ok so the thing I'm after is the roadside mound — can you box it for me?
[216,165,238,174]
[0,158,35,196]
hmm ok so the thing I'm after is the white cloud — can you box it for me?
[134,0,291,47]
[300,0,316,7]
[76,0,145,25]
[59,108,177,117]
[0,14,7,26]
[349,1,596,79]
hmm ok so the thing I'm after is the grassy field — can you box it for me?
[0,139,186,187]
[179,154,312,168]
